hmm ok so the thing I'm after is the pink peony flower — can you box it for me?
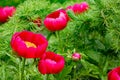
[38,51,65,74]
[66,2,89,14]
[44,9,69,31]
[3,6,16,17]
[108,66,120,80]
[10,31,48,58]
[0,6,16,23]
[72,53,81,61]
[73,2,89,14]
[0,7,7,23]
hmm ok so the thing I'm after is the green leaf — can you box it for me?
[67,10,78,20]
[85,50,101,63]
[57,65,73,80]
[95,40,105,50]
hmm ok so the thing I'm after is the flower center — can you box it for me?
[25,41,37,48]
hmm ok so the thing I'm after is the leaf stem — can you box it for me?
[20,58,26,80]
[56,31,62,51]
[47,32,53,41]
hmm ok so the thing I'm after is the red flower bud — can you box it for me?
[33,17,42,27]
[66,5,73,11]
[44,9,69,31]
[0,6,16,23]
[38,51,65,74]
[108,66,120,80]
[10,31,48,58]
[72,53,81,61]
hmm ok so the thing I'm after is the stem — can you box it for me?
[100,76,107,80]
[73,66,77,79]
[57,31,60,43]
[21,58,26,80]
[43,74,48,80]
[56,31,62,51]
[47,32,53,41]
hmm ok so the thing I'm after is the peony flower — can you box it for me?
[73,2,89,14]
[33,17,42,27]
[0,7,7,23]
[44,9,69,31]
[3,6,16,17]
[0,6,16,23]
[108,66,120,80]
[72,53,81,61]
[38,51,65,74]
[10,31,48,58]
[66,2,89,14]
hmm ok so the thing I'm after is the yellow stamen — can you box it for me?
[25,41,37,48]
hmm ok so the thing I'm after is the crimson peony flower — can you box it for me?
[66,2,89,14]
[108,66,120,80]
[73,2,89,14]
[0,6,16,23]
[44,9,69,31]
[10,31,48,58]
[38,51,65,74]
[72,53,81,61]
[33,17,42,27]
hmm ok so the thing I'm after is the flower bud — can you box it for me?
[33,17,42,27]
[72,53,81,61]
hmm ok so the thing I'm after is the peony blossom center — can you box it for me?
[45,59,57,64]
[25,41,37,48]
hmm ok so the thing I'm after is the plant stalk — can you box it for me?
[43,74,48,80]
[56,31,62,51]
[47,32,53,41]
[20,58,26,80]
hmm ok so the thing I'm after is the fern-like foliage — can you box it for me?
[0,0,120,80]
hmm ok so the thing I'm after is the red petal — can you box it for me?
[3,6,16,17]
[38,60,47,74]
[25,47,36,58]
[108,67,120,80]
[36,44,48,58]
[32,33,48,46]
[14,37,27,57]
[19,31,34,42]
[108,71,120,80]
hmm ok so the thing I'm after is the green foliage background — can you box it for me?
[0,0,25,7]
[0,0,120,80]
